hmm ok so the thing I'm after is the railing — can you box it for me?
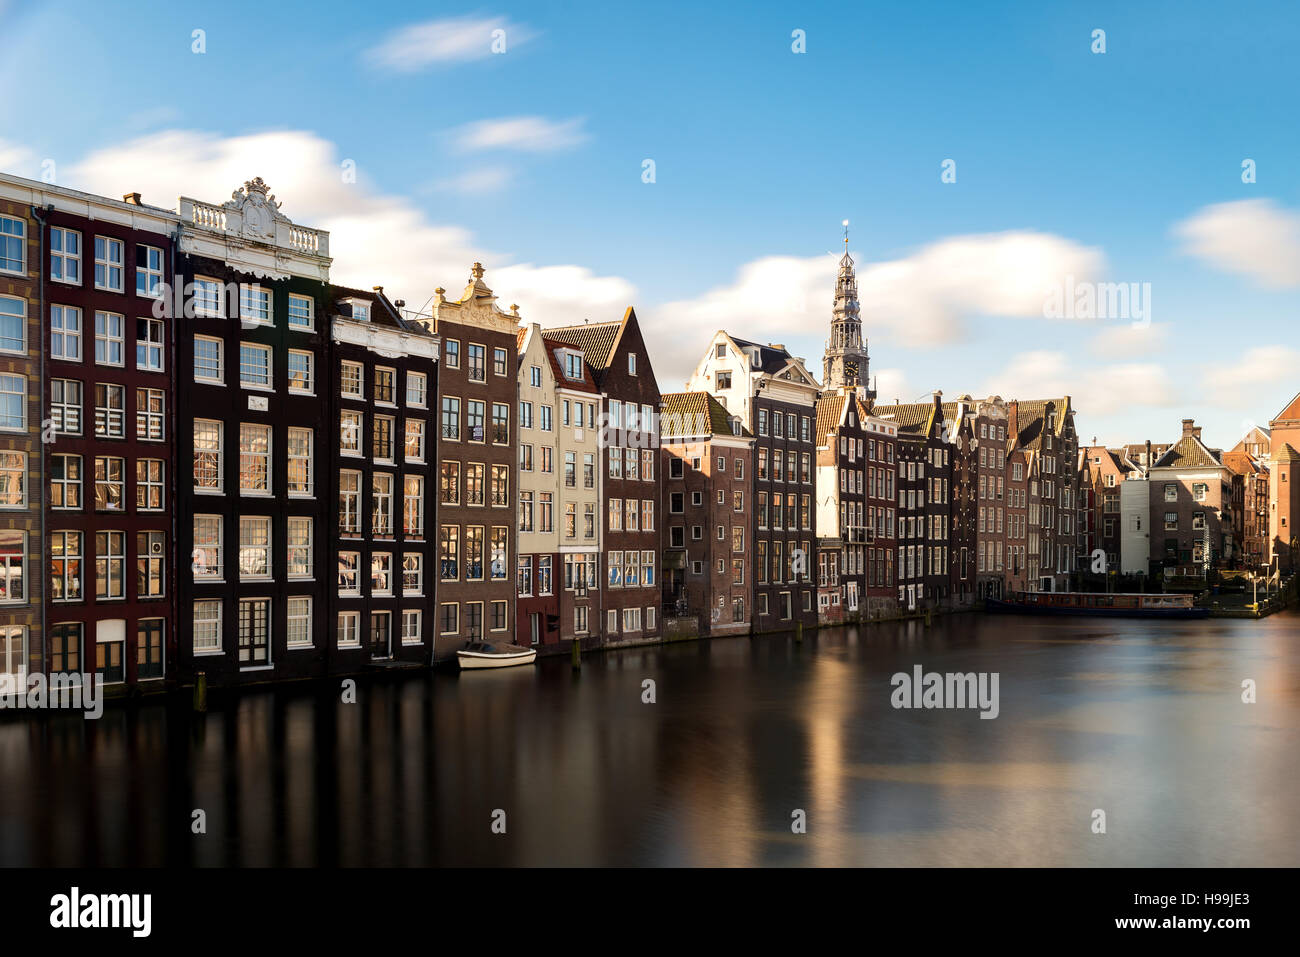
[187,200,227,230]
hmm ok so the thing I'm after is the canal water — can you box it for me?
[2,613,1298,867]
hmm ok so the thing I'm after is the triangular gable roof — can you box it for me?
[1152,435,1224,470]
[1271,390,1300,424]
[660,391,750,439]
[814,394,848,446]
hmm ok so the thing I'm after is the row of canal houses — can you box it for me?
[0,171,1086,694]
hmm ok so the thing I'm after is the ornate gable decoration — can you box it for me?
[223,177,292,241]
[431,262,522,334]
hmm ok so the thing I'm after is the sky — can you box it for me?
[1,0,1298,448]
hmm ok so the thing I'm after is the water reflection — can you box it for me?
[1,612,1298,866]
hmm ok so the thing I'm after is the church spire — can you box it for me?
[823,219,874,399]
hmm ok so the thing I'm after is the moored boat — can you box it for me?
[456,641,538,669]
[986,591,1209,619]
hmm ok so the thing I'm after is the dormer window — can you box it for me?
[345,298,370,322]
[563,351,584,381]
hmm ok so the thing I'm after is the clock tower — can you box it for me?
[822,222,875,400]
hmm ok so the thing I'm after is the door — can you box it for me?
[370,611,391,659]
[530,613,540,646]
[238,600,270,666]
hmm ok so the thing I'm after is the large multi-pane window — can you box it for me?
[238,517,271,579]
[94,311,124,365]
[490,464,508,507]
[137,531,165,598]
[373,473,394,534]
[374,415,395,461]
[441,396,460,440]
[406,371,427,407]
[402,553,423,596]
[193,515,222,579]
[239,284,270,324]
[136,387,165,440]
[288,427,313,496]
[137,619,164,679]
[50,227,80,283]
[374,367,395,404]
[338,553,360,595]
[50,304,81,360]
[465,526,484,580]
[239,342,271,388]
[288,350,313,392]
[95,530,125,599]
[440,526,459,580]
[0,217,23,274]
[94,236,125,291]
[341,361,363,398]
[403,475,424,537]
[49,379,81,435]
[239,423,271,493]
[194,420,222,491]
[50,531,82,601]
[93,383,125,437]
[287,598,312,647]
[136,245,164,298]
[0,305,22,361]
[0,374,25,430]
[50,454,81,509]
[0,530,24,603]
[492,403,509,444]
[136,318,164,371]
[288,294,314,330]
[465,463,484,506]
[440,462,460,505]
[194,336,223,382]
[339,470,361,535]
[340,410,363,455]
[0,451,23,507]
[94,456,125,511]
[237,598,270,665]
[405,419,425,461]
[466,400,485,442]
[287,516,312,578]
[193,600,222,653]
[50,623,82,677]
[467,343,486,381]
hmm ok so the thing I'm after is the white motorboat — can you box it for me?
[456,641,538,670]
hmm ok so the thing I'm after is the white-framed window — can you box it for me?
[338,552,361,595]
[403,475,424,537]
[404,419,425,462]
[50,227,80,284]
[0,529,26,602]
[239,423,271,494]
[402,552,424,596]
[50,530,82,601]
[406,371,427,408]
[238,516,272,579]
[194,335,223,383]
[137,530,166,598]
[239,284,271,324]
[348,299,370,322]
[287,427,313,496]
[50,453,81,509]
[0,296,24,354]
[94,236,124,292]
[134,245,165,298]
[288,294,314,330]
[374,366,397,405]
[94,311,125,365]
[136,459,164,511]
[192,515,223,580]
[341,361,363,398]
[50,304,82,360]
[622,607,641,632]
[93,383,124,437]
[339,471,361,535]
[340,410,363,455]
[287,597,312,647]
[627,352,637,375]
[287,516,313,579]
[0,374,23,431]
[402,610,422,646]
[372,552,394,596]
[136,387,165,441]
[338,611,361,648]
[193,419,223,491]
[136,318,165,371]
[193,600,223,654]
[288,349,314,393]
[239,342,272,388]
[0,216,23,274]
[95,531,125,599]
[373,473,394,534]
[192,276,223,317]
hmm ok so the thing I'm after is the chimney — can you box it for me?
[1181,418,1202,441]
[1145,439,1152,475]
[123,192,143,206]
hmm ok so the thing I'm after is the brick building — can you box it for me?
[1147,419,1238,574]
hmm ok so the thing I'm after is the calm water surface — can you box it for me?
[2,613,1298,866]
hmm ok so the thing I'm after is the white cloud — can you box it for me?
[1174,198,1300,287]
[1087,322,1170,357]
[0,138,37,177]
[435,165,514,195]
[63,128,632,326]
[364,16,532,72]
[980,351,1178,418]
[451,115,588,153]
[1206,345,1300,401]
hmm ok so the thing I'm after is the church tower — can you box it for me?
[822,222,875,400]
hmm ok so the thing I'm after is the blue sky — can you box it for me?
[2,0,1299,446]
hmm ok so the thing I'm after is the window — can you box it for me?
[467,343,486,381]
[50,623,82,677]
[288,350,314,392]
[404,475,425,537]
[565,352,583,380]
[441,396,461,441]
[518,555,533,596]
[137,531,165,598]
[192,276,223,317]
[194,420,223,491]
[288,294,314,329]
[520,401,534,430]
[94,456,125,511]
[287,517,313,579]
[466,526,484,580]
[0,298,22,359]
[493,403,510,444]
[93,383,124,437]
[341,361,364,398]
[490,464,509,507]
[51,227,81,283]
[338,611,361,648]
[50,531,82,601]
[394,554,421,601]
[628,353,637,375]
[493,347,508,377]
[193,516,222,579]
[407,372,427,407]
[340,410,363,455]
[490,527,508,580]
[50,454,81,509]
[519,490,534,531]
[349,300,370,322]
[338,553,360,595]
[240,284,271,324]
[94,236,125,291]
[239,517,271,579]
[1164,484,1177,502]
[467,400,485,442]
[440,526,460,581]
[444,339,460,369]
[402,610,422,646]
[95,531,126,599]
[136,459,164,510]
[193,601,222,653]
[374,367,396,404]
[194,336,223,382]
[440,603,459,635]
[716,371,731,390]
[372,553,394,595]
[137,245,164,298]
[136,387,165,440]
[239,342,272,388]
[467,464,485,506]
[287,598,312,648]
[405,419,425,462]
[374,415,395,461]
[440,461,460,505]
[94,311,125,365]
[373,473,394,535]
[50,304,81,360]
[134,318,165,371]
[288,427,313,496]
[0,217,23,274]
[0,530,25,603]
[237,598,271,665]
[239,423,271,493]
[0,450,23,508]
[490,600,508,632]
[538,555,553,595]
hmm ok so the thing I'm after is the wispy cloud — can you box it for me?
[0,138,37,177]
[1206,345,1300,402]
[365,15,533,72]
[435,165,514,195]
[1174,198,1300,288]
[450,115,589,153]
[980,351,1178,418]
